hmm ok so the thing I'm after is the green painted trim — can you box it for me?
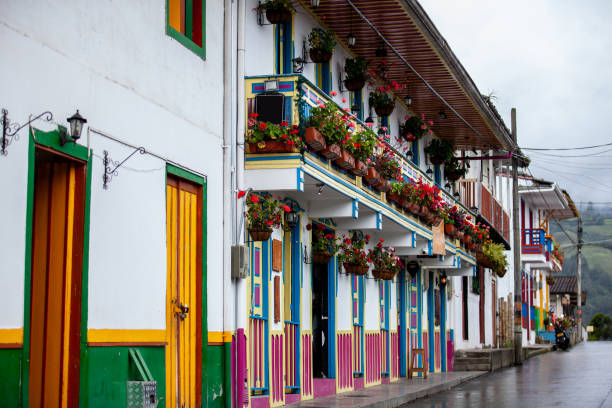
[224,341,231,408]
[201,178,209,403]
[166,163,205,185]
[165,0,207,60]
[129,348,155,382]
[32,126,89,161]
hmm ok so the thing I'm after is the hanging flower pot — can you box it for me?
[444,223,456,236]
[430,156,445,165]
[335,149,356,170]
[320,143,342,160]
[304,127,326,152]
[364,167,382,186]
[476,252,495,269]
[496,268,507,278]
[249,228,273,242]
[349,159,368,177]
[312,250,333,264]
[445,168,463,182]
[309,48,333,63]
[372,269,396,281]
[374,102,395,117]
[265,7,293,25]
[344,77,365,91]
[344,262,369,275]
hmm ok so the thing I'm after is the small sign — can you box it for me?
[432,222,445,255]
[587,325,594,333]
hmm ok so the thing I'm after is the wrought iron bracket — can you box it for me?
[103,147,146,189]
[1,109,53,156]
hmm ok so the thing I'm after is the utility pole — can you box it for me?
[576,216,583,340]
[511,108,523,364]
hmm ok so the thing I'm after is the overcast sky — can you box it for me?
[419,0,612,205]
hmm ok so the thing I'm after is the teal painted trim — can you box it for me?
[398,271,407,377]
[166,163,206,185]
[165,0,207,59]
[32,126,89,161]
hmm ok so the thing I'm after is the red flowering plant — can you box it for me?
[337,234,371,267]
[306,103,351,146]
[471,223,491,245]
[374,145,402,181]
[245,193,290,232]
[344,128,377,161]
[246,113,304,149]
[399,113,434,142]
[415,179,442,209]
[306,223,339,255]
[369,239,403,275]
[443,205,466,228]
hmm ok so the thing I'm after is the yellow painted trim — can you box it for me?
[87,329,166,343]
[0,328,23,344]
[207,331,234,343]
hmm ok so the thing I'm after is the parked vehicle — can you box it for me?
[555,323,570,350]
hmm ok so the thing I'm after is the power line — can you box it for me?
[529,165,612,195]
[522,141,612,151]
[529,163,612,192]
[528,147,612,158]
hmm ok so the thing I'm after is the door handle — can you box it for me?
[173,299,190,320]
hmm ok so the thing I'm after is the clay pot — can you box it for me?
[335,149,356,170]
[444,224,456,236]
[304,127,326,152]
[418,205,430,218]
[312,251,333,264]
[265,8,292,24]
[344,263,369,275]
[407,201,420,215]
[246,142,300,154]
[320,143,341,160]
[374,179,391,193]
[462,234,472,244]
[309,48,333,63]
[467,242,476,251]
[456,231,465,240]
[249,229,273,241]
[344,77,365,91]
[372,269,397,280]
[364,167,382,186]
[349,159,368,177]
[374,103,395,117]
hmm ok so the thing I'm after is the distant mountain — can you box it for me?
[549,204,612,325]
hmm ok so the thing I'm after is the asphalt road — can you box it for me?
[401,342,612,408]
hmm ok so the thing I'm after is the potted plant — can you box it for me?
[369,89,395,116]
[481,241,508,277]
[387,181,407,208]
[338,234,371,275]
[424,138,455,166]
[307,223,338,264]
[306,103,348,160]
[373,149,401,192]
[444,158,467,182]
[399,113,433,142]
[259,0,293,25]
[345,128,376,177]
[369,239,402,280]
[245,193,290,241]
[308,28,336,63]
[246,113,304,153]
[344,57,368,91]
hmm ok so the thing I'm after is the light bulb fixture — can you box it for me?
[316,182,325,195]
[444,182,451,190]
[347,32,356,48]
[292,40,310,74]
[365,106,374,125]
[404,94,412,107]
[426,166,433,176]
[440,273,448,285]
[453,191,460,198]
[406,150,413,158]
[310,0,320,8]
[439,110,447,120]
[60,110,87,146]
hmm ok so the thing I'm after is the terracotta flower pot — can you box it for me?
[374,179,391,193]
[364,167,382,186]
[444,224,456,236]
[467,242,476,250]
[373,269,397,280]
[349,159,368,177]
[418,205,430,217]
[344,77,365,91]
[309,48,333,63]
[304,127,326,152]
[335,149,356,170]
[462,234,472,244]
[374,103,395,117]
[265,8,292,24]
[312,251,333,264]
[456,230,465,240]
[408,201,420,215]
[320,143,341,160]
[425,212,437,226]
[344,263,369,275]
[249,228,273,242]
[246,141,299,154]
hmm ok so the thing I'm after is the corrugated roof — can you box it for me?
[550,276,577,294]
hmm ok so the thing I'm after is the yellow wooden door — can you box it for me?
[166,176,202,408]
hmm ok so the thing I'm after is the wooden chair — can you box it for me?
[408,348,428,379]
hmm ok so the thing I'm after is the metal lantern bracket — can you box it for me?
[102,147,146,189]
[256,1,272,26]
[292,40,311,74]
[1,109,53,156]
[337,71,346,93]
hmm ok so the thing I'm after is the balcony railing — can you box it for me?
[458,179,510,242]
[522,228,545,254]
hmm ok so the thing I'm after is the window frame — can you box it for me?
[166,0,207,59]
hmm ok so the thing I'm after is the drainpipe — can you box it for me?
[511,108,523,364]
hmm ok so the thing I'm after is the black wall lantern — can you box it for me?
[60,110,87,146]
[406,260,419,278]
[284,210,299,230]
[404,94,412,107]
[347,32,356,48]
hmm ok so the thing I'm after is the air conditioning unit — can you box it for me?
[232,245,249,279]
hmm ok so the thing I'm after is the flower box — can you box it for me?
[386,192,405,207]
[417,205,430,218]
[310,48,333,63]
[343,263,369,275]
[456,230,465,240]
[374,102,395,117]
[312,251,333,264]
[265,8,292,24]
[304,127,326,152]
[246,141,300,154]
[372,269,396,281]
[349,159,368,177]
[334,149,355,170]
[320,143,342,160]
[249,229,273,242]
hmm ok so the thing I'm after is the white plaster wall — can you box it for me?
[336,272,353,332]
[0,0,225,331]
[300,218,312,331]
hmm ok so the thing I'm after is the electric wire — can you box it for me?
[522,141,612,151]
[529,163,612,193]
[527,147,612,158]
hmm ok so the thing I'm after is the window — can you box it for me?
[275,21,293,74]
[350,90,363,121]
[380,115,390,144]
[316,62,331,94]
[434,164,441,186]
[410,139,419,166]
[167,0,206,58]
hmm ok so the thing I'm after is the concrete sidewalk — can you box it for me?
[288,372,487,408]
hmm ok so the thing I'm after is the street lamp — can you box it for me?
[60,110,87,146]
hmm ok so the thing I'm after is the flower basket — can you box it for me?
[546,276,555,285]
[344,262,369,275]
[374,179,391,193]
[444,223,456,236]
[246,141,300,154]
[445,168,463,182]
[249,228,273,242]
[364,167,382,186]
[344,77,365,91]
[335,149,356,170]
[304,127,326,152]
[462,234,472,244]
[312,250,333,264]
[349,159,368,177]
[374,102,395,117]
[407,201,420,215]
[476,252,495,269]
[320,143,342,160]
[430,156,445,165]
[310,48,333,63]
[496,268,507,278]
[372,269,396,281]
[266,8,292,24]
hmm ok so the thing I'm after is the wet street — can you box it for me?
[402,342,612,408]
